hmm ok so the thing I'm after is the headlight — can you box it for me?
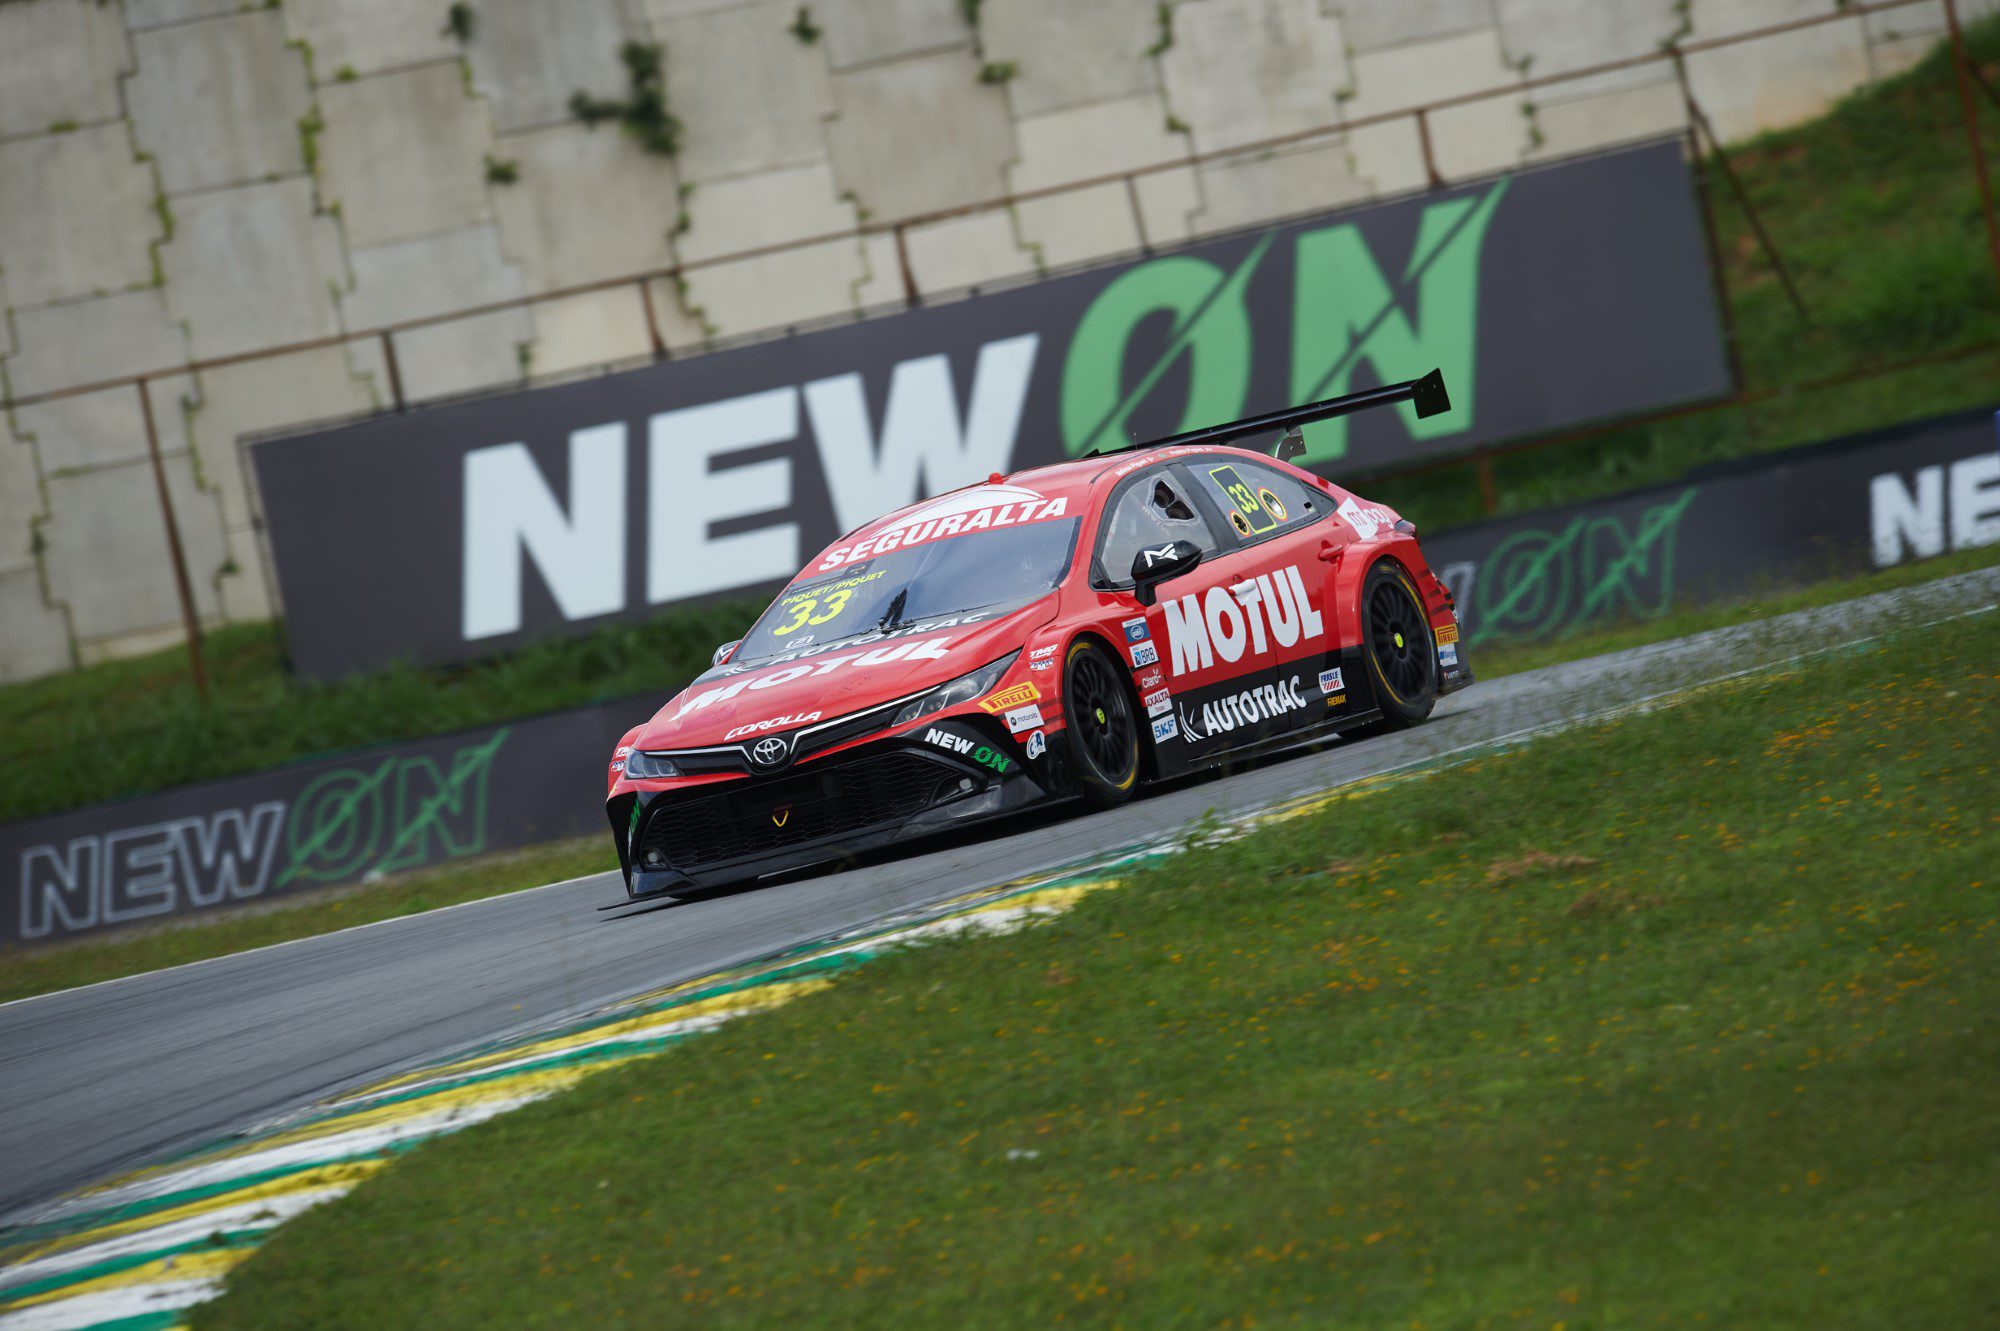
[892,652,1020,728]
[622,749,680,779]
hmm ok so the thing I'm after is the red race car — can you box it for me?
[607,371,1470,902]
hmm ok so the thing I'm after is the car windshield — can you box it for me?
[734,519,1079,663]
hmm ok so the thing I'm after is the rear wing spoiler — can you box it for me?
[1085,368,1450,461]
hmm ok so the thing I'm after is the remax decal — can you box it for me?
[979,682,1041,713]
[1160,565,1326,678]
[815,487,1071,570]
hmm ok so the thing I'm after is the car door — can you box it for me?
[1157,454,1345,753]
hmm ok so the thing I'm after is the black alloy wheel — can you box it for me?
[1360,563,1439,730]
[1063,638,1141,807]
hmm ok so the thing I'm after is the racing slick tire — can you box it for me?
[1356,561,1439,733]
[1062,637,1142,808]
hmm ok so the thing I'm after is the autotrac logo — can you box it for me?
[815,485,1071,571]
[1160,565,1325,678]
[1177,675,1309,741]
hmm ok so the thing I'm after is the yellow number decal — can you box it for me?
[771,597,817,637]
[1208,465,1277,534]
[807,587,852,625]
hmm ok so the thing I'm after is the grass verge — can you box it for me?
[199,601,1997,1326]
[0,837,616,1007]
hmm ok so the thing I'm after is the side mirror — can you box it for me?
[711,639,740,667]
[1130,539,1203,607]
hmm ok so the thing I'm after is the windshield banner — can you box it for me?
[254,141,1729,678]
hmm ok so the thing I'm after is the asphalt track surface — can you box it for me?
[2,566,1994,1223]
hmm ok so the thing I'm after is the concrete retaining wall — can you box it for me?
[0,0,1985,679]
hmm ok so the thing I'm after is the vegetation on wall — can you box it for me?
[570,41,681,157]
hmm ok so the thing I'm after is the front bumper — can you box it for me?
[610,715,1059,896]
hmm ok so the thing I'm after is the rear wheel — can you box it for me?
[1063,638,1141,807]
[1359,562,1438,731]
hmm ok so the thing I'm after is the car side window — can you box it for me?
[1187,457,1324,543]
[1096,471,1220,584]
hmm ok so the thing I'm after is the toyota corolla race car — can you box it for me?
[606,371,1471,902]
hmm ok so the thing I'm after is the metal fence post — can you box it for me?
[1946,0,2000,301]
[138,378,208,697]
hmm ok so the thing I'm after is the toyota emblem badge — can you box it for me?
[751,735,789,768]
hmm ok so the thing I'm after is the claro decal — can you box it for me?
[255,142,1729,678]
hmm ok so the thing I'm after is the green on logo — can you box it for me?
[1060,178,1510,464]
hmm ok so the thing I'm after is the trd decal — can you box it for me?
[1160,565,1325,677]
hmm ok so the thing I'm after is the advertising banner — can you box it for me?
[0,697,657,948]
[255,141,1730,678]
[13,410,1994,947]
[1427,409,2000,647]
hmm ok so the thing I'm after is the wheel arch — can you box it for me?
[1066,628,1162,785]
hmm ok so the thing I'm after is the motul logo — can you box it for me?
[1160,566,1325,677]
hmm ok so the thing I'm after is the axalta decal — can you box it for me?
[816,486,1071,570]
[1177,676,1310,742]
[1160,565,1326,678]
[676,638,954,718]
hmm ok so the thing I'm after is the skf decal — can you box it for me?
[1122,616,1150,644]
[979,682,1041,713]
[723,711,822,741]
[1142,687,1172,718]
[1130,640,1159,669]
[1150,714,1179,743]
[1190,675,1309,737]
[1002,703,1045,734]
[816,486,1070,570]
[1160,566,1325,678]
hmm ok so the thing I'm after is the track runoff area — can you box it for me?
[0,566,1993,1328]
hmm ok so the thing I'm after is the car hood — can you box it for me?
[635,599,1054,750]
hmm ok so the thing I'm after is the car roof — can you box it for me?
[804,443,1307,572]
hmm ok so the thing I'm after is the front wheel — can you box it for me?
[1062,638,1141,808]
[1358,562,1438,731]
